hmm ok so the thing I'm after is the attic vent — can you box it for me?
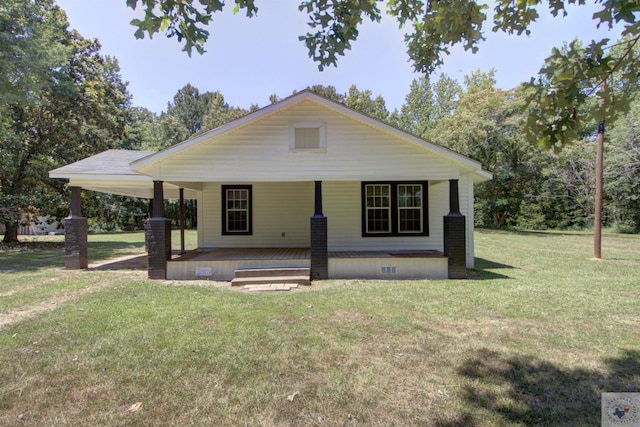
[289,121,326,151]
[295,128,320,149]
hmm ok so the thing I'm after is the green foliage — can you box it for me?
[201,91,249,131]
[298,0,381,70]
[525,33,640,149]
[166,83,220,135]
[344,84,389,121]
[393,74,461,137]
[0,0,129,241]
[430,71,542,228]
[305,84,346,102]
[605,98,640,233]
[123,0,639,152]
[389,0,487,73]
[128,0,258,56]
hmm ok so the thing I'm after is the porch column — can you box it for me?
[179,188,186,254]
[310,181,328,280]
[146,180,172,279]
[145,199,153,252]
[64,186,88,269]
[443,179,467,279]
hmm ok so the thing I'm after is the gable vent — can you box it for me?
[289,121,326,151]
[295,128,320,149]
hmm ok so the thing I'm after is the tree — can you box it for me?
[393,74,461,137]
[166,83,219,135]
[0,0,129,242]
[118,107,157,150]
[201,91,250,131]
[344,85,389,122]
[125,0,639,144]
[305,85,345,103]
[431,71,541,228]
[138,113,190,151]
[605,98,640,232]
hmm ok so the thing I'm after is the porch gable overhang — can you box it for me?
[49,149,200,199]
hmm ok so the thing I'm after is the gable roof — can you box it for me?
[130,90,491,182]
[50,149,155,178]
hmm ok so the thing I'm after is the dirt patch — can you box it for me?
[0,267,138,331]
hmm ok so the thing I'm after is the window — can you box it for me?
[222,185,252,235]
[365,184,391,233]
[361,182,428,237]
[289,121,326,151]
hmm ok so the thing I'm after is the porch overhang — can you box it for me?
[49,150,201,199]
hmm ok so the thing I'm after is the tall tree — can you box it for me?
[201,91,249,131]
[432,71,541,228]
[605,98,640,232]
[306,85,345,103]
[166,83,217,135]
[394,74,461,137]
[344,85,389,122]
[0,0,129,242]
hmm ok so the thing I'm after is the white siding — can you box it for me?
[323,180,448,251]
[198,180,449,252]
[200,181,314,248]
[329,258,448,280]
[149,100,458,182]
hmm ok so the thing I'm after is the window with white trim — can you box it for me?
[361,181,428,237]
[222,185,252,235]
[289,121,326,151]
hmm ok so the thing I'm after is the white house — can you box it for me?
[50,90,491,282]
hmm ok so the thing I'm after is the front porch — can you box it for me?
[167,247,448,281]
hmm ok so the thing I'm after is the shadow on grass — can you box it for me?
[478,228,591,238]
[468,257,516,280]
[0,240,146,272]
[90,254,147,270]
[436,348,640,426]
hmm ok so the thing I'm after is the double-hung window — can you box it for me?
[362,181,428,236]
[222,185,252,235]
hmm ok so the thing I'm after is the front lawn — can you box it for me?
[0,229,638,426]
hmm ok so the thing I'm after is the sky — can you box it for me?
[56,0,622,114]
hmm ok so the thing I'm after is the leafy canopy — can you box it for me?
[0,0,129,241]
[126,0,640,148]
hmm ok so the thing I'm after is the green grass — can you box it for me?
[0,229,639,426]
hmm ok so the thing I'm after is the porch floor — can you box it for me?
[171,247,445,262]
[167,247,448,280]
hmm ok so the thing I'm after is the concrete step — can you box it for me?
[233,267,310,278]
[244,284,299,292]
[231,275,311,287]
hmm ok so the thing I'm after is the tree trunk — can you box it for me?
[2,224,19,243]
